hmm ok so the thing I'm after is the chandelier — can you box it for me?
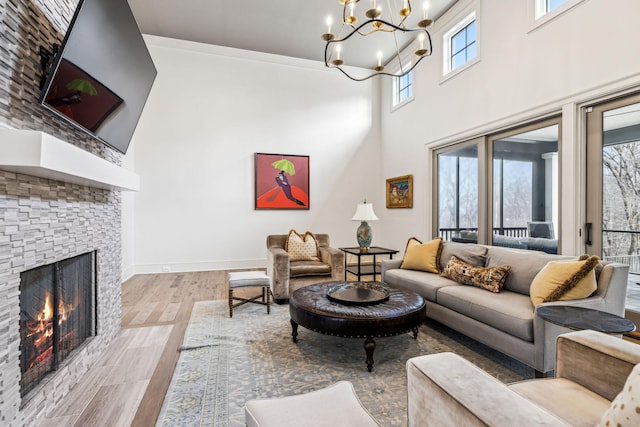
[322,0,433,81]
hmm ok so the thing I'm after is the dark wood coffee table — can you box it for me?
[289,282,427,372]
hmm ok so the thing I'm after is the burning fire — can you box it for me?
[24,292,76,370]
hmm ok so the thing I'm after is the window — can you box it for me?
[434,118,561,255]
[437,145,479,242]
[392,70,413,108]
[535,0,567,19]
[443,12,477,76]
[530,0,586,29]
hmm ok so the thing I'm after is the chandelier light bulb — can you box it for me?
[419,33,425,50]
[377,51,382,66]
[326,15,332,34]
[336,44,342,60]
[423,2,429,20]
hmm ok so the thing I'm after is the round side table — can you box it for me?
[536,305,636,334]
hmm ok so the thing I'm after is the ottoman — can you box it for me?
[244,381,380,427]
[227,271,271,318]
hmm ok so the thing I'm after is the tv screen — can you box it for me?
[39,0,156,154]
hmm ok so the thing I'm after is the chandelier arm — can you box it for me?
[326,18,428,44]
[333,53,429,82]
[324,21,431,73]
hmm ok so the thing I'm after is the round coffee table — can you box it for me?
[289,282,427,372]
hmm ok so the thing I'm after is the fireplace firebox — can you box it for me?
[19,251,96,397]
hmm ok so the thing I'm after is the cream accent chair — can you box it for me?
[266,234,344,303]
[406,330,640,427]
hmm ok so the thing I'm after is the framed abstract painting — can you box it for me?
[386,174,413,208]
[255,153,310,210]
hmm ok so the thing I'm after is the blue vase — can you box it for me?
[356,221,372,251]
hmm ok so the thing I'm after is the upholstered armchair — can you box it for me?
[406,330,640,427]
[267,233,344,303]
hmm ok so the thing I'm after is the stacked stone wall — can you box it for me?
[0,1,123,424]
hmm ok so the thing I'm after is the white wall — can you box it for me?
[379,0,640,255]
[130,36,382,273]
[121,140,136,281]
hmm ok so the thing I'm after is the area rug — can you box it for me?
[156,301,534,426]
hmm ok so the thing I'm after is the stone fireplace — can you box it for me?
[0,1,136,425]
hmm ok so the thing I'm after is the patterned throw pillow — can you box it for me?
[442,255,511,293]
[285,230,319,261]
[400,237,443,273]
[598,363,640,427]
[529,255,599,307]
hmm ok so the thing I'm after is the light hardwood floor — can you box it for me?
[40,271,250,427]
[40,269,376,427]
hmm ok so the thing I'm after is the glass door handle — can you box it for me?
[585,223,592,246]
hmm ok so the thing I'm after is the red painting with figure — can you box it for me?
[255,153,310,210]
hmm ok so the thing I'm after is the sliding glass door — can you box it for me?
[586,93,640,320]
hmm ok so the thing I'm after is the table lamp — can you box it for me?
[352,200,378,251]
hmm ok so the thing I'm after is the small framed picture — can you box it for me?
[255,153,310,210]
[386,175,413,209]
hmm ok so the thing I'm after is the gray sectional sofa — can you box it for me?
[381,241,630,374]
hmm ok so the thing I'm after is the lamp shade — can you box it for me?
[352,202,379,221]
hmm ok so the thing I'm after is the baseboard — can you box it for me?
[132,259,267,275]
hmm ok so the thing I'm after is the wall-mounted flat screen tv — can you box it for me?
[39,0,157,155]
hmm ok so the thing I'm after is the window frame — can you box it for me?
[441,10,479,81]
[529,0,586,31]
[392,69,414,109]
[432,116,562,253]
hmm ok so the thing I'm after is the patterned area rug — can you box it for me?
[156,300,534,426]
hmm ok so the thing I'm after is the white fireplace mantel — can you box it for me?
[0,129,140,191]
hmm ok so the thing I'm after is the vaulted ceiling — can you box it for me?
[128,0,458,68]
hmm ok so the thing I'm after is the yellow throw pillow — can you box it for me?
[442,255,511,293]
[400,237,443,273]
[285,230,319,261]
[529,255,599,307]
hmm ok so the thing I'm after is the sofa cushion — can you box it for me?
[383,268,459,302]
[439,241,488,271]
[437,286,534,341]
[400,237,443,273]
[290,260,331,277]
[485,247,573,296]
[442,255,511,293]
[529,255,599,306]
[286,230,319,261]
[598,363,640,427]
[509,378,610,427]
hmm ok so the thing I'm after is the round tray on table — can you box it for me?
[326,282,390,306]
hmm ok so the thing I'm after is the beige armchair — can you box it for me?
[267,234,344,303]
[407,330,640,427]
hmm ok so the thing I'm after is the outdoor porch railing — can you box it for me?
[439,227,528,241]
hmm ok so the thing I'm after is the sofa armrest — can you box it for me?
[318,246,345,281]
[407,353,569,427]
[267,246,290,300]
[555,330,640,401]
[381,259,403,283]
[533,262,630,374]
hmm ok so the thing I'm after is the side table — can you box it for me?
[536,305,636,334]
[339,246,399,282]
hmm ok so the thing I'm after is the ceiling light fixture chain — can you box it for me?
[322,0,433,82]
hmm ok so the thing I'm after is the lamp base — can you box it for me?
[356,221,373,251]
